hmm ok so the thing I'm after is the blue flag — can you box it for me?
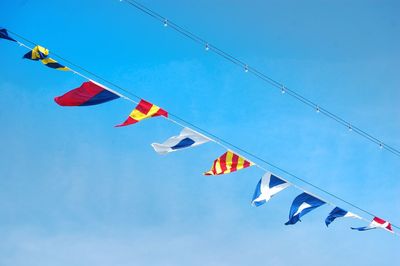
[251,172,290,206]
[325,207,360,227]
[0,28,16,42]
[285,192,325,225]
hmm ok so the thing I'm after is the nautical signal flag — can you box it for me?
[116,99,168,127]
[351,216,394,233]
[55,80,121,106]
[23,45,49,60]
[204,150,254,176]
[41,58,69,71]
[251,172,290,206]
[23,45,69,71]
[152,127,211,154]
[0,28,16,42]
[325,207,360,227]
[285,192,325,225]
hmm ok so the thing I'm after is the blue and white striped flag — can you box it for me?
[251,172,290,206]
[151,127,211,155]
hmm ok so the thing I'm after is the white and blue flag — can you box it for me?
[151,127,211,155]
[325,207,360,227]
[285,192,325,225]
[251,172,290,206]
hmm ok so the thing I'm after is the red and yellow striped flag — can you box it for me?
[204,150,254,175]
[116,99,168,127]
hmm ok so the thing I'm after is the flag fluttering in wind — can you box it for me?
[285,192,325,225]
[325,207,360,227]
[204,150,254,176]
[251,172,290,206]
[41,58,69,71]
[116,99,168,127]
[23,45,49,60]
[0,28,16,42]
[55,80,121,106]
[23,45,69,71]
[351,216,394,233]
[151,127,211,154]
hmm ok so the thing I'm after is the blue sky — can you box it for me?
[1,0,399,265]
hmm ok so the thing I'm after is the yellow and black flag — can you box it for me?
[41,58,70,71]
[23,45,49,60]
[23,45,69,71]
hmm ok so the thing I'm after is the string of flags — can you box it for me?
[1,28,397,237]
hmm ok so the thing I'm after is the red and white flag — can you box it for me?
[351,216,393,233]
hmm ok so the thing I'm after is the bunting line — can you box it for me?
[119,0,400,158]
[3,29,399,236]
